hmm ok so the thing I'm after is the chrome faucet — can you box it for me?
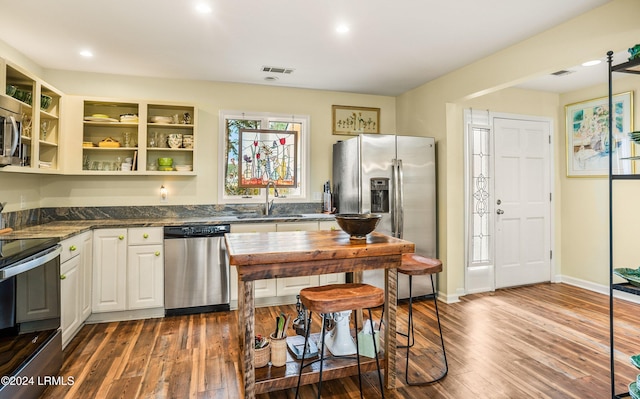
[265,181,278,216]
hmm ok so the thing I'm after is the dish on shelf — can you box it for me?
[613,268,640,287]
[119,113,138,123]
[84,115,119,123]
[98,137,121,148]
[82,142,95,148]
[174,164,193,172]
[158,166,174,171]
[40,94,52,110]
[149,116,173,124]
[157,157,173,166]
[6,85,16,97]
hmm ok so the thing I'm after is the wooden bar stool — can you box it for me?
[294,283,385,399]
[398,253,448,385]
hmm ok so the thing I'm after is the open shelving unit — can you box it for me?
[608,51,640,399]
[1,59,62,173]
[79,98,196,175]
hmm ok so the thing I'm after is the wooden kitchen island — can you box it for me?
[225,229,415,398]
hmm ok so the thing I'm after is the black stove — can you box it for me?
[0,236,62,399]
[0,237,59,269]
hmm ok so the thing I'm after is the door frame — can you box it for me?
[463,110,556,294]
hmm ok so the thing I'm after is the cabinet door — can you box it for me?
[127,244,164,310]
[92,229,127,313]
[317,220,345,285]
[60,256,81,348]
[79,231,93,321]
[275,222,320,295]
[230,224,277,299]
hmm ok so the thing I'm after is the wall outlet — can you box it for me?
[312,191,322,201]
[20,195,27,209]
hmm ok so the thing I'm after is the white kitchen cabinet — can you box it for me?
[318,220,345,285]
[64,96,197,175]
[92,227,164,315]
[60,254,81,347]
[229,223,277,300]
[1,58,63,173]
[275,222,320,296]
[60,231,92,348]
[92,228,128,313]
[127,244,163,309]
[127,227,163,310]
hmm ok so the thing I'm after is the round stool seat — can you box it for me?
[299,283,384,314]
[398,253,442,276]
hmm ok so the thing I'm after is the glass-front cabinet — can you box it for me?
[1,59,62,173]
[63,96,196,175]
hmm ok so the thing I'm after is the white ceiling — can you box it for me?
[0,0,614,96]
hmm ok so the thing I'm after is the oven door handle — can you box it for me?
[0,244,62,279]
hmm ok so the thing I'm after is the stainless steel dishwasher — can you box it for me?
[163,224,231,316]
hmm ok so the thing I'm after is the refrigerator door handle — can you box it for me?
[391,158,397,237]
[397,159,404,239]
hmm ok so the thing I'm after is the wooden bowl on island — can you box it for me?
[334,213,382,241]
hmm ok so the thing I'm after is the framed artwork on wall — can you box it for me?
[237,129,297,187]
[332,105,380,135]
[565,91,634,177]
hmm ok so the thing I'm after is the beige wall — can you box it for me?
[396,0,640,298]
[0,66,396,211]
[560,74,640,286]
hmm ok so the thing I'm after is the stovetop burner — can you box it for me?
[0,238,59,270]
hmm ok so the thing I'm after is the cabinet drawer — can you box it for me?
[60,233,85,263]
[128,227,163,245]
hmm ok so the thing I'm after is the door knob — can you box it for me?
[496,209,504,215]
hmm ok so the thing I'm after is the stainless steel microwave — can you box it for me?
[0,95,21,167]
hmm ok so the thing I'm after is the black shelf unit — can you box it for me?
[608,51,640,399]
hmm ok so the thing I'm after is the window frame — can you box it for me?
[217,110,311,204]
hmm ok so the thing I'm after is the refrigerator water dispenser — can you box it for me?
[370,178,389,213]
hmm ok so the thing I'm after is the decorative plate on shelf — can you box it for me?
[613,268,640,287]
[84,115,119,123]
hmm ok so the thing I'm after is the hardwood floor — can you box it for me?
[41,283,640,398]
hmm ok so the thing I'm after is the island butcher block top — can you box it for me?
[225,229,416,280]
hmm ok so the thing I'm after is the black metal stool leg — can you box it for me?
[353,311,363,399]
[368,308,385,398]
[295,311,313,398]
[398,275,416,349]
[316,313,327,399]
[405,274,448,386]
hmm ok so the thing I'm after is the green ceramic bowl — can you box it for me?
[157,157,173,166]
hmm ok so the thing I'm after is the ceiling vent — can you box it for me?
[551,69,575,77]
[261,66,295,74]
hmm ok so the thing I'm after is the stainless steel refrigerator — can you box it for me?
[332,134,436,299]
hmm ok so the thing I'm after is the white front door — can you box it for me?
[494,118,551,288]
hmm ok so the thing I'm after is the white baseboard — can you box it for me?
[559,275,640,305]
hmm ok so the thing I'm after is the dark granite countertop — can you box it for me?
[0,213,337,241]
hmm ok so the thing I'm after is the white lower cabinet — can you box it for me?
[275,222,320,296]
[229,219,344,308]
[92,227,163,315]
[92,228,127,313]
[230,223,277,300]
[127,244,163,309]
[60,231,92,348]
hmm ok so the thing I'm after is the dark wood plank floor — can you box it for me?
[41,283,640,398]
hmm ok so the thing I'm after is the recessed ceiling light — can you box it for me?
[582,60,601,67]
[195,3,212,14]
[79,50,93,58]
[336,24,349,34]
